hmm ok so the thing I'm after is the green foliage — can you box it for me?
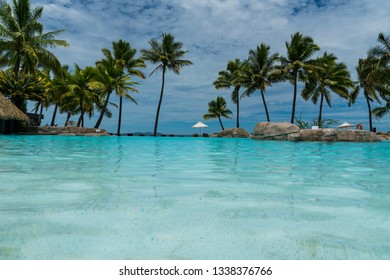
[311,117,339,128]
[295,114,309,129]
[204,96,232,130]
[0,70,50,111]
[0,0,68,75]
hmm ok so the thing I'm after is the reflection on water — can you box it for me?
[0,136,390,259]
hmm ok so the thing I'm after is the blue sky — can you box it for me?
[32,0,390,134]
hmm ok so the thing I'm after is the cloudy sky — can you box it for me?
[33,0,390,134]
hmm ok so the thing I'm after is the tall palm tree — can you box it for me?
[349,58,387,131]
[94,40,145,134]
[141,33,192,136]
[367,33,390,121]
[112,40,144,135]
[213,59,247,128]
[203,96,232,130]
[280,32,320,123]
[302,53,354,127]
[0,0,68,75]
[243,43,279,122]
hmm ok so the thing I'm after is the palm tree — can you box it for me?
[367,33,390,121]
[141,33,192,136]
[280,32,320,123]
[302,53,354,127]
[349,58,387,131]
[213,59,247,128]
[0,0,68,75]
[369,33,390,67]
[243,43,279,122]
[50,65,70,126]
[32,69,52,125]
[94,40,145,134]
[66,64,103,127]
[112,40,144,135]
[0,70,48,112]
[203,96,232,130]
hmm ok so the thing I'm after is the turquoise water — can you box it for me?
[0,135,389,259]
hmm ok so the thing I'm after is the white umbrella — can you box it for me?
[337,122,354,129]
[192,121,208,135]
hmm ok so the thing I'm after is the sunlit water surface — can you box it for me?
[0,136,389,259]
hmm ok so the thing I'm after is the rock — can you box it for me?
[376,132,390,141]
[252,122,379,142]
[253,122,300,140]
[355,131,378,142]
[217,128,250,138]
[287,132,301,141]
[299,129,323,141]
[336,130,356,141]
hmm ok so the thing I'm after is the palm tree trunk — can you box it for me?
[261,90,270,122]
[318,92,324,128]
[77,111,84,127]
[34,102,40,114]
[236,91,240,128]
[65,113,71,126]
[95,91,112,128]
[38,103,44,126]
[364,90,373,131]
[13,54,21,75]
[51,104,58,126]
[154,67,166,136]
[77,97,84,127]
[117,96,123,136]
[218,116,225,131]
[290,72,298,123]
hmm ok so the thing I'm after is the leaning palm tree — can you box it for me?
[0,0,68,75]
[243,43,279,122]
[280,32,320,123]
[203,96,232,131]
[302,53,354,127]
[94,40,145,134]
[141,33,192,136]
[213,58,247,128]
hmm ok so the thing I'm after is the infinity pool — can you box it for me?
[0,136,389,259]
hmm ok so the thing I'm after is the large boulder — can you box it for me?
[217,128,250,138]
[253,122,300,140]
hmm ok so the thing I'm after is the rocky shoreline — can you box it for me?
[14,123,390,141]
[19,126,108,136]
[252,122,380,142]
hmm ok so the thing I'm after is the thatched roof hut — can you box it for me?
[0,93,29,122]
